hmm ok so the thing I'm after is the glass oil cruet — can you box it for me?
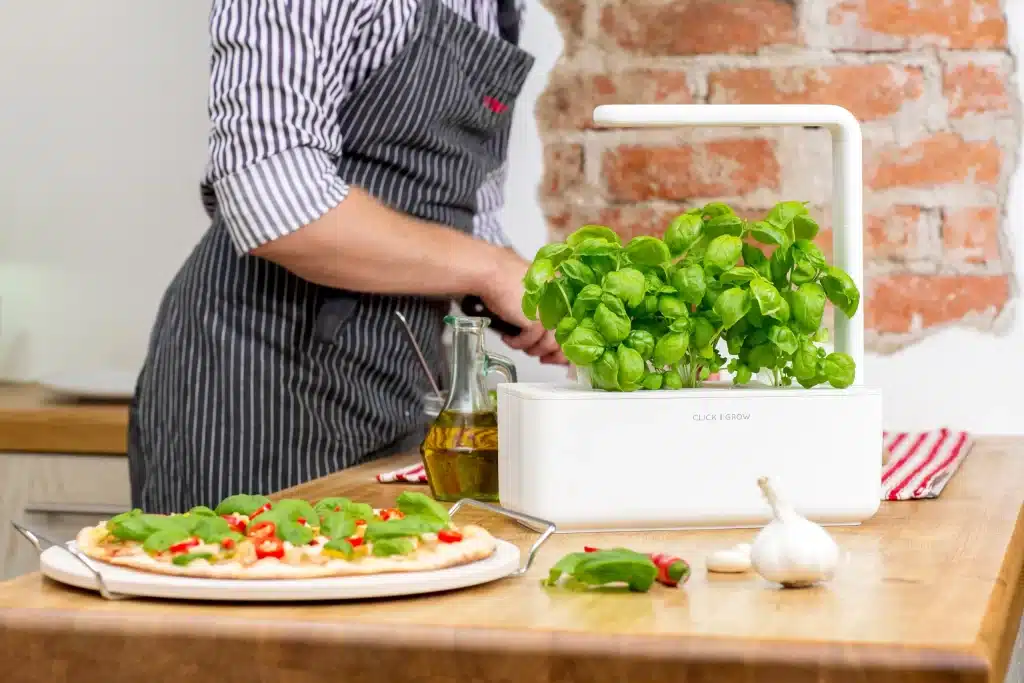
[420,315,517,502]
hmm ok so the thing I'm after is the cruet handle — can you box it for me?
[484,351,518,384]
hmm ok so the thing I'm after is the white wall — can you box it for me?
[1,1,1023,433]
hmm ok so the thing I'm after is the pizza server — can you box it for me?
[127,0,566,513]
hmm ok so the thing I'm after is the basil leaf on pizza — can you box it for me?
[396,491,450,526]
[371,538,415,557]
[364,516,446,541]
[214,494,271,517]
[320,512,357,540]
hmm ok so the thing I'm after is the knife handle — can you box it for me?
[459,295,522,337]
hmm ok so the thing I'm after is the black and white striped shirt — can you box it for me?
[202,0,526,254]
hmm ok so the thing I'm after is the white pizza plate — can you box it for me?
[40,539,522,602]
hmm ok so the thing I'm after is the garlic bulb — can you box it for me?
[750,476,839,588]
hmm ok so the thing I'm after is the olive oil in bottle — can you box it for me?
[418,315,516,503]
[420,409,499,502]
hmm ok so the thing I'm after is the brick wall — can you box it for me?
[536,0,1020,352]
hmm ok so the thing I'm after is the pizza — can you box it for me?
[75,490,497,580]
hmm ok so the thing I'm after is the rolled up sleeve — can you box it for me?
[205,0,353,254]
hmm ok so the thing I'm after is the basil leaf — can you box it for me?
[767,325,798,356]
[561,326,606,366]
[521,288,541,321]
[571,284,603,320]
[653,331,689,368]
[558,258,596,287]
[670,264,706,306]
[790,283,827,334]
[142,528,192,554]
[602,268,646,308]
[320,512,357,540]
[363,516,445,541]
[535,243,573,267]
[749,277,786,320]
[623,330,655,360]
[538,280,572,330]
[664,214,703,257]
[590,350,620,391]
[820,266,861,318]
[323,539,355,558]
[565,225,620,247]
[719,266,758,285]
[523,258,555,293]
[713,287,752,330]
[193,516,233,543]
[278,521,315,546]
[172,552,213,567]
[371,537,416,557]
[616,345,646,389]
[554,316,579,345]
[214,494,271,517]
[823,352,856,389]
[641,372,664,390]
[703,235,743,273]
[395,491,450,526]
[593,302,631,345]
[187,506,216,517]
[704,214,744,239]
[273,499,319,524]
[624,236,671,266]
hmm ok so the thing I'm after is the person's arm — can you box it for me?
[206,0,506,297]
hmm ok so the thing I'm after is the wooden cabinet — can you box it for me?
[0,453,130,580]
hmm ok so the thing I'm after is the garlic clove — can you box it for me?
[749,477,840,589]
[706,548,752,574]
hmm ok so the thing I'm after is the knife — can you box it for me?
[459,295,522,337]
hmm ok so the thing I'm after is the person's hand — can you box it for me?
[478,247,567,365]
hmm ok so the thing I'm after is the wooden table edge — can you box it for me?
[0,600,991,678]
[975,501,1024,680]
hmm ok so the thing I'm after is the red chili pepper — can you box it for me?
[582,546,690,587]
[220,538,236,550]
[649,552,691,588]
[254,537,285,560]
[379,508,404,521]
[309,538,320,546]
[348,536,364,548]
[355,519,367,526]
[251,502,272,518]
[222,514,247,533]
[297,517,306,525]
[437,529,463,543]
[247,520,276,540]
[169,537,200,554]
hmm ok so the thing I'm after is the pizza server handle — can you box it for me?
[458,295,522,337]
[11,520,127,600]
[447,499,556,577]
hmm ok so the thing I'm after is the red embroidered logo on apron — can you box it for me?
[482,95,508,114]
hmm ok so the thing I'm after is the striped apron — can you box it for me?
[127,0,534,512]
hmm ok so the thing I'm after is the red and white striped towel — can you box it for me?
[881,428,973,501]
[378,429,974,501]
[377,462,428,484]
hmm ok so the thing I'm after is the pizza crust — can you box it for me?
[75,524,497,580]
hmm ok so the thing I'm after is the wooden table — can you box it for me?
[0,383,129,455]
[1,439,1023,683]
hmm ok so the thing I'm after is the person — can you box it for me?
[127,0,567,513]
